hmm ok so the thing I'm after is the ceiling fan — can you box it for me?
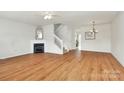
[39,11,60,20]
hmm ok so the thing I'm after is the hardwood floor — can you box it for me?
[0,50,124,81]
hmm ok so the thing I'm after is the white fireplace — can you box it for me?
[30,40,46,53]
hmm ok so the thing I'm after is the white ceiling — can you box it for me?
[0,11,118,28]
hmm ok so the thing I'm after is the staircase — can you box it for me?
[54,24,69,54]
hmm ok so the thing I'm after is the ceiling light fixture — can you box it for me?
[42,11,60,20]
[44,14,52,20]
[85,21,98,40]
[89,21,98,33]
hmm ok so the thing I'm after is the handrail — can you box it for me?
[54,34,63,54]
[54,24,64,37]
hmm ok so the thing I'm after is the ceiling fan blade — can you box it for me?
[51,14,61,17]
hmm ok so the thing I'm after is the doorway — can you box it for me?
[75,32,81,50]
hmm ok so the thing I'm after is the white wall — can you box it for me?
[43,24,54,42]
[0,18,36,59]
[111,12,124,66]
[74,24,111,52]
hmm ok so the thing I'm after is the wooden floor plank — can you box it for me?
[0,50,124,81]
